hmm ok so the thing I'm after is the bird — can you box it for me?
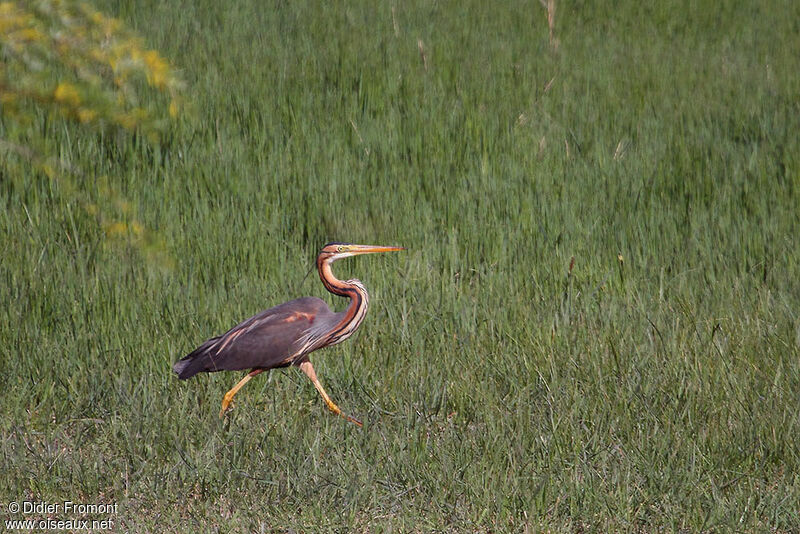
[172,242,404,426]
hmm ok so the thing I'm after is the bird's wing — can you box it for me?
[174,297,334,378]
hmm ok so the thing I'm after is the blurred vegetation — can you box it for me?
[0,0,183,258]
[1,0,799,530]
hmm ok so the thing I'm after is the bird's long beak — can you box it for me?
[349,244,405,255]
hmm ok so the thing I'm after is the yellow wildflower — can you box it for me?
[16,27,44,41]
[104,17,121,34]
[53,82,80,106]
[115,111,137,130]
[89,48,106,63]
[143,50,169,89]
[0,3,33,34]
[104,221,128,238]
[77,108,97,123]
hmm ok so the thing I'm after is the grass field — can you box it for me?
[2,0,800,530]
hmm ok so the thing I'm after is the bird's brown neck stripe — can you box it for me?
[317,256,369,346]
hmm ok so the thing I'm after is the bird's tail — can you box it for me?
[172,356,201,379]
[172,337,220,379]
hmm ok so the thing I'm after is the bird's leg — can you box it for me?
[298,360,363,427]
[219,369,264,418]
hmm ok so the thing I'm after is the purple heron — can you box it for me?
[172,243,404,426]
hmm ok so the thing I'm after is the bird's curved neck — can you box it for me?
[317,256,368,313]
[316,256,370,345]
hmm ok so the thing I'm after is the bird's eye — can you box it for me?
[337,246,346,252]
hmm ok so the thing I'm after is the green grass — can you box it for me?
[2,0,800,530]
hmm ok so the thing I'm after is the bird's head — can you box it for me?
[319,242,405,263]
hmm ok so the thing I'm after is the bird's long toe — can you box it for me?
[219,394,234,418]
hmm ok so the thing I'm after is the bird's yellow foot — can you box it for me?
[324,399,362,427]
[219,393,235,418]
[218,370,262,418]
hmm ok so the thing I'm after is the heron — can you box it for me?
[172,242,404,426]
